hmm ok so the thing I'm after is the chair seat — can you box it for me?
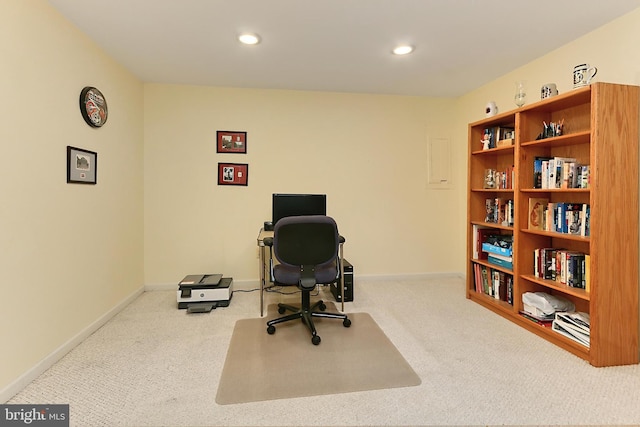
[273,260,338,285]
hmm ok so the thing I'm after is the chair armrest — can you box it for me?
[263,237,274,246]
[339,235,346,244]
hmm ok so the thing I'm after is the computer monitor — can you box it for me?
[272,193,327,225]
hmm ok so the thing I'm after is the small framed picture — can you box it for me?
[218,163,248,186]
[217,131,247,154]
[67,146,97,184]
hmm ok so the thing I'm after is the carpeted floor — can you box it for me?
[216,303,420,404]
[7,276,640,426]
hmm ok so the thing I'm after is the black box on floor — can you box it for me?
[330,259,353,302]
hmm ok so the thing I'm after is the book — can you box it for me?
[565,203,583,235]
[581,204,591,236]
[498,271,508,301]
[547,158,556,189]
[472,225,493,259]
[487,254,512,269]
[556,203,567,233]
[506,275,513,305]
[533,157,551,189]
[481,265,489,295]
[580,165,591,188]
[561,161,580,188]
[554,157,577,188]
[584,254,591,292]
[495,198,511,226]
[528,197,548,230]
[543,248,557,280]
[493,270,500,299]
[546,202,556,232]
[519,311,553,328]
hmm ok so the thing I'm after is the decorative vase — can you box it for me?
[514,81,526,107]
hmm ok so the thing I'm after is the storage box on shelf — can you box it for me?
[466,83,639,367]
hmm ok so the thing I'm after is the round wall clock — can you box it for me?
[79,86,108,128]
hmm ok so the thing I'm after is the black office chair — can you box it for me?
[264,215,351,345]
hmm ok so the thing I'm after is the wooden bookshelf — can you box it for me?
[466,83,639,366]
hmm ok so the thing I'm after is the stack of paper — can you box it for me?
[552,312,590,347]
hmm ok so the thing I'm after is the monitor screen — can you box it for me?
[272,193,327,225]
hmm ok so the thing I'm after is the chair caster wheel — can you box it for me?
[319,302,326,311]
[311,335,321,345]
[278,306,286,314]
[343,318,351,327]
[267,325,276,335]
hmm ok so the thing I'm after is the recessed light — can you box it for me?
[392,45,414,55]
[238,33,261,45]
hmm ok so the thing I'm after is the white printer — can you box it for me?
[177,274,233,311]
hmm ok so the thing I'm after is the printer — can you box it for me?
[177,274,233,311]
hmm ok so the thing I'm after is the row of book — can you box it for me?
[528,199,590,236]
[533,248,591,291]
[485,198,514,227]
[483,166,515,189]
[472,263,514,304]
[533,156,590,189]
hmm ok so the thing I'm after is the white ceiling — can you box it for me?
[48,0,639,97]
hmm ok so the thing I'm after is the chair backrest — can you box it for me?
[273,215,339,269]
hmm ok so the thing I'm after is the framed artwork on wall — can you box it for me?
[217,131,247,154]
[67,146,97,184]
[218,163,248,186]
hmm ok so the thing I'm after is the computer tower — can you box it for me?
[330,259,353,302]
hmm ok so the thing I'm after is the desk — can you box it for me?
[257,228,345,317]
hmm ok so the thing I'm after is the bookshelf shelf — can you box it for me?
[520,130,591,147]
[520,274,590,301]
[520,228,590,242]
[466,83,639,367]
[471,221,512,231]
[473,258,512,274]
[471,145,515,155]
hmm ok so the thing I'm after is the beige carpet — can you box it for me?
[215,302,421,405]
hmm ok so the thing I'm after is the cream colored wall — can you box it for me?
[4,0,640,403]
[453,6,640,272]
[0,0,144,397]
[144,85,460,283]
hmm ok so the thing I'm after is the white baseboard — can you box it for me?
[145,272,464,291]
[145,278,259,292]
[353,271,463,281]
[0,286,144,403]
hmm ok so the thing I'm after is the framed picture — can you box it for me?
[216,130,247,154]
[218,163,248,186]
[67,146,97,184]
[217,131,247,154]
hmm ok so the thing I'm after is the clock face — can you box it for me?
[79,86,108,127]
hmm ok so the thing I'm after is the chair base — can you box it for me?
[266,292,351,345]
